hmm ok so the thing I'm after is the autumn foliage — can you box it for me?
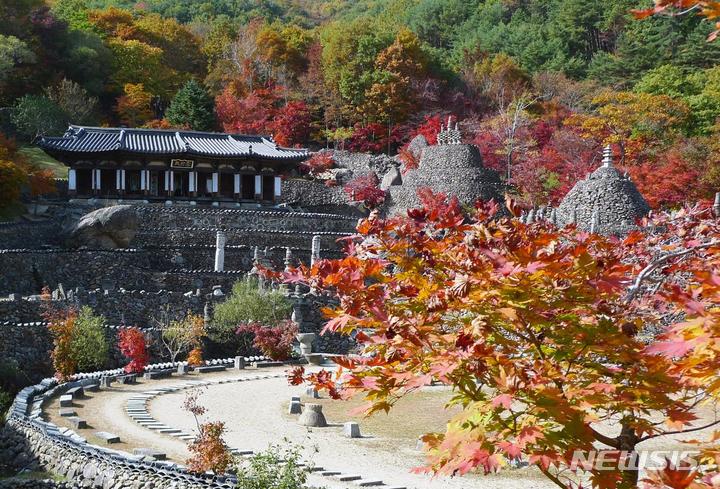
[343,174,386,209]
[235,320,298,361]
[187,347,204,367]
[118,327,150,374]
[184,388,233,474]
[43,303,79,382]
[280,192,720,489]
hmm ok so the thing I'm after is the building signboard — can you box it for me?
[170,159,194,169]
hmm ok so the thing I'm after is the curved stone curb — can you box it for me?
[129,371,404,489]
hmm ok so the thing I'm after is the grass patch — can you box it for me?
[310,386,459,445]
[0,471,66,481]
[18,146,66,179]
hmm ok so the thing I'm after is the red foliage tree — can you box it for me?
[627,150,707,208]
[347,123,402,154]
[118,327,149,374]
[277,193,720,489]
[235,320,298,361]
[408,113,443,145]
[272,100,311,147]
[343,173,386,209]
[300,151,334,177]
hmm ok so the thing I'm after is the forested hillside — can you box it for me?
[2,0,720,208]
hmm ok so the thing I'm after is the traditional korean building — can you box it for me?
[37,125,308,203]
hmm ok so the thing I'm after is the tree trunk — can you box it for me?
[617,422,640,488]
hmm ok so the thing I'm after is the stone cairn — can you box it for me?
[436,116,462,145]
[526,145,652,236]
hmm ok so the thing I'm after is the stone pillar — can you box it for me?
[590,208,599,234]
[284,247,293,272]
[214,230,226,272]
[274,176,282,201]
[311,235,321,266]
[234,173,241,199]
[212,172,219,197]
[714,192,720,218]
[254,175,262,201]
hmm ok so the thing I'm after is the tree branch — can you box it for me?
[625,240,720,303]
[640,418,720,442]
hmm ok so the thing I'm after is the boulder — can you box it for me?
[65,205,138,249]
[407,134,428,159]
[380,166,402,190]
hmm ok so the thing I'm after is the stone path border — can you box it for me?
[125,372,406,489]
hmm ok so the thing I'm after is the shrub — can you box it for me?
[235,320,298,361]
[71,306,109,372]
[118,327,149,374]
[43,305,78,381]
[209,278,292,355]
[184,388,232,475]
[0,388,12,417]
[235,444,309,489]
[343,173,386,209]
[187,347,204,367]
[158,311,205,362]
[300,151,334,177]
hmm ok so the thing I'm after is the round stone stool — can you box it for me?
[298,403,327,427]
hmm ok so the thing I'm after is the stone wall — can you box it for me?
[0,321,166,383]
[1,381,237,489]
[133,205,358,234]
[0,250,154,296]
[292,293,356,354]
[0,288,214,325]
[0,221,62,250]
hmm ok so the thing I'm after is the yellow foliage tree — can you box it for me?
[115,83,153,127]
[564,90,690,165]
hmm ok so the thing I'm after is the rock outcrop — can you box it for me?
[64,205,138,249]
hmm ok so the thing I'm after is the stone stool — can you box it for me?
[298,403,327,427]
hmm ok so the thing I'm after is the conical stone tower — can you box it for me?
[385,119,505,215]
[556,146,650,234]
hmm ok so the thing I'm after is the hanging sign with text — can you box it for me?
[170,159,194,169]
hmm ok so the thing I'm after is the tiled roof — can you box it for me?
[38,126,308,161]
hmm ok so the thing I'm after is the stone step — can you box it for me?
[357,481,385,487]
[59,395,73,407]
[133,448,167,460]
[59,408,77,417]
[336,474,362,482]
[68,417,87,429]
[95,432,120,444]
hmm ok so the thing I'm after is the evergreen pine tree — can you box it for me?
[165,79,215,131]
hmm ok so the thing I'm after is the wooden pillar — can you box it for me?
[234,173,240,200]
[68,168,77,196]
[254,174,262,201]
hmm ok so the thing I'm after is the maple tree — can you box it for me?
[235,320,298,361]
[300,151,334,177]
[184,388,233,474]
[115,83,153,127]
[343,173,386,209]
[277,191,720,489]
[118,327,149,374]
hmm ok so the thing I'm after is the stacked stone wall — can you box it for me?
[0,221,62,249]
